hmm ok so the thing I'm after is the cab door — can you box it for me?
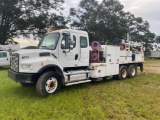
[77,34,89,66]
[58,32,80,68]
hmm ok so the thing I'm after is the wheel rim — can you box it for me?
[122,68,127,78]
[45,77,58,93]
[131,67,136,76]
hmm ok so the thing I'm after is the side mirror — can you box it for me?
[69,40,75,50]
[69,40,74,45]
[69,45,74,50]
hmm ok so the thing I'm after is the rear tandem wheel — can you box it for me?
[118,65,128,80]
[127,64,137,78]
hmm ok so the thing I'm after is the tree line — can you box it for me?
[0,0,160,45]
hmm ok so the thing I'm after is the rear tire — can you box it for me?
[127,65,137,78]
[118,65,128,80]
[36,71,61,97]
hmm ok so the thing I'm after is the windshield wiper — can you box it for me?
[39,46,54,50]
[39,46,49,49]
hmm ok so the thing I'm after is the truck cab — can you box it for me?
[37,29,90,68]
[8,29,90,97]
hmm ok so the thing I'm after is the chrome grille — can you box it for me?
[11,54,19,72]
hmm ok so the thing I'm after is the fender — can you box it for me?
[37,58,63,74]
[37,64,65,84]
[38,64,63,74]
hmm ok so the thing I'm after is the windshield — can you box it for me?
[38,32,60,50]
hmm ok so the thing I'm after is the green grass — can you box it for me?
[145,58,160,63]
[0,61,160,120]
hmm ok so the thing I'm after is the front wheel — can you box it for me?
[36,71,61,97]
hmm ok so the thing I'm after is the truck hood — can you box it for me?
[13,49,52,54]
[11,49,63,73]
[12,49,54,60]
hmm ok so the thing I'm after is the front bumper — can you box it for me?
[8,69,36,83]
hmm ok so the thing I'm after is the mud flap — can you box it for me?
[140,63,143,72]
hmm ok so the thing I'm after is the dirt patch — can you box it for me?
[144,62,160,74]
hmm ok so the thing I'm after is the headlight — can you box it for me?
[22,64,33,70]
[22,65,27,69]
[29,65,33,70]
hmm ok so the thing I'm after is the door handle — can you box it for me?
[75,54,78,60]
[6,58,8,60]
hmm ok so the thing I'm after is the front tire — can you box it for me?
[36,71,61,97]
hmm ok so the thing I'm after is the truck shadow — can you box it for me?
[10,78,121,99]
[60,78,118,92]
[10,85,39,99]
[0,67,10,70]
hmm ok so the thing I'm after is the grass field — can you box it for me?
[0,59,160,120]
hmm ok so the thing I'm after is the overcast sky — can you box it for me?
[64,0,160,36]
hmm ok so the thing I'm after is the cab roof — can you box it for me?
[48,29,88,35]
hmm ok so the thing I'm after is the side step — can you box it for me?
[65,80,91,86]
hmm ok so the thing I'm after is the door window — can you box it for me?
[0,52,7,58]
[61,34,69,49]
[80,36,87,48]
[73,35,76,48]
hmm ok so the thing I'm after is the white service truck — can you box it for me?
[8,29,144,97]
[0,51,10,67]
